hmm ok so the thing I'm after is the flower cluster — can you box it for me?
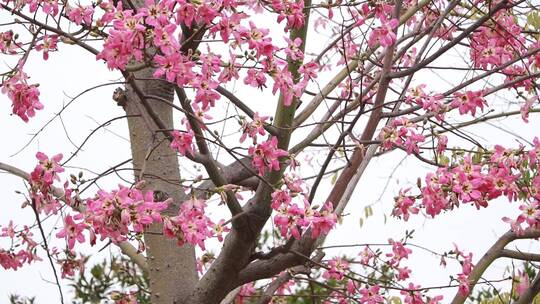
[368,17,399,48]
[248,136,288,176]
[0,30,18,54]
[379,118,426,154]
[55,250,86,278]
[452,245,474,296]
[451,90,487,116]
[240,112,269,143]
[1,70,43,122]
[35,34,58,60]
[324,240,444,304]
[405,85,446,121]
[271,0,305,31]
[0,222,40,271]
[29,152,64,214]
[393,138,540,237]
[469,11,524,70]
[170,130,195,157]
[96,6,146,70]
[274,200,337,239]
[323,257,349,281]
[84,185,170,244]
[66,4,94,25]
[163,197,221,250]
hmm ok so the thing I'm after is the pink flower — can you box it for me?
[248,136,288,176]
[502,216,524,235]
[520,96,537,123]
[284,37,304,61]
[283,174,305,193]
[25,152,64,214]
[323,257,349,281]
[452,172,483,203]
[457,273,470,296]
[271,66,303,106]
[451,90,487,116]
[153,23,181,56]
[359,246,375,265]
[153,51,185,83]
[0,31,18,54]
[193,77,220,110]
[219,52,241,82]
[404,131,425,154]
[427,295,444,304]
[274,203,304,239]
[368,18,398,48]
[436,135,448,154]
[236,282,256,304]
[35,35,58,60]
[453,244,474,296]
[163,197,215,250]
[299,61,319,81]
[57,252,86,278]
[310,202,337,238]
[396,266,411,281]
[387,239,412,266]
[271,190,292,210]
[393,188,419,221]
[517,201,540,227]
[213,220,229,242]
[67,4,94,25]
[400,283,423,304]
[273,0,305,30]
[359,285,384,304]
[33,152,64,185]
[28,0,59,16]
[236,21,275,58]
[240,112,268,143]
[514,270,530,296]
[56,214,87,249]
[1,70,43,122]
[244,69,267,89]
[139,0,170,27]
[170,130,195,157]
[1,221,16,238]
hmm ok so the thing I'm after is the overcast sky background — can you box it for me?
[1,8,539,303]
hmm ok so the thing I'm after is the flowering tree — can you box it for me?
[2,0,540,302]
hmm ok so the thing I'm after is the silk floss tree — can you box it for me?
[1,0,540,303]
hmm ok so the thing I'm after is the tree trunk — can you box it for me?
[124,68,198,303]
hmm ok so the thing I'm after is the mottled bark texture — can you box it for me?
[124,67,198,303]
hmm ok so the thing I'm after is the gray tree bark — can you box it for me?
[124,68,198,303]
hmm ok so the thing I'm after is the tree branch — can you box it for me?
[499,249,540,262]
[0,161,149,272]
[451,229,540,304]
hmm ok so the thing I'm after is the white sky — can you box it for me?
[1,7,540,304]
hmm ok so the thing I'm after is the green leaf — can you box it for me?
[527,11,540,30]
[331,172,338,185]
[439,155,450,166]
[364,205,373,217]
